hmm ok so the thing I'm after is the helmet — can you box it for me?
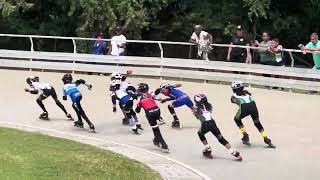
[62,74,73,84]
[111,72,123,80]
[26,76,39,84]
[231,81,244,90]
[194,94,208,105]
[138,83,149,93]
[160,82,169,89]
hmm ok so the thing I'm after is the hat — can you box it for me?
[236,25,243,31]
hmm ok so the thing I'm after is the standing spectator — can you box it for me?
[108,26,126,56]
[298,33,320,69]
[227,25,251,63]
[267,38,285,66]
[189,25,213,60]
[298,33,320,94]
[93,33,107,55]
[255,32,275,65]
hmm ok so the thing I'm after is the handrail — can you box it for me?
[0,33,317,54]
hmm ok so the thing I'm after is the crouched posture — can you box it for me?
[109,80,142,134]
[135,83,169,152]
[155,82,194,128]
[110,72,137,126]
[62,74,95,131]
[231,81,275,148]
[25,76,72,120]
[194,94,242,160]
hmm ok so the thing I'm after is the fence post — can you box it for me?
[289,51,295,68]
[72,39,76,74]
[29,36,34,72]
[157,42,164,80]
[188,45,192,59]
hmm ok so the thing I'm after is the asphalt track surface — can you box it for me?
[1,69,319,180]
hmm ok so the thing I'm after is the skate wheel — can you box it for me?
[236,155,243,161]
[267,144,276,148]
[243,142,251,146]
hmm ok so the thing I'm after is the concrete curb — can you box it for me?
[0,122,212,180]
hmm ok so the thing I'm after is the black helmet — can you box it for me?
[26,76,39,84]
[194,94,208,105]
[138,83,149,93]
[62,74,73,84]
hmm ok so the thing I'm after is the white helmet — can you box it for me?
[111,72,123,80]
[231,81,244,90]
[160,82,170,89]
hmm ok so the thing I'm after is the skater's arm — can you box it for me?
[243,90,251,96]
[24,88,39,94]
[62,89,67,100]
[231,96,240,105]
[75,79,92,90]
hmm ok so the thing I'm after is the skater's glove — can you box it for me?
[135,106,141,113]
[113,106,117,112]
[63,96,67,100]
[24,88,30,92]
[231,96,236,103]
[87,84,93,90]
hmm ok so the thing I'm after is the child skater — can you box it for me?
[24,76,72,120]
[193,93,242,160]
[135,83,169,152]
[231,81,275,148]
[62,74,95,132]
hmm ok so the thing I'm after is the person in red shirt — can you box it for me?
[135,83,169,153]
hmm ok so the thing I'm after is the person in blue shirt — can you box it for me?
[62,74,95,132]
[155,82,194,128]
[93,33,107,55]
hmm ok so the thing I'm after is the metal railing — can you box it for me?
[0,33,316,62]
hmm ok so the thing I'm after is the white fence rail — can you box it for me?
[0,49,320,91]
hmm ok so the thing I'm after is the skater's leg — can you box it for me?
[76,102,93,126]
[124,100,138,133]
[168,104,179,121]
[148,109,167,148]
[53,98,68,115]
[72,103,82,122]
[36,94,48,113]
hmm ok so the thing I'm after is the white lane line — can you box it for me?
[0,121,212,180]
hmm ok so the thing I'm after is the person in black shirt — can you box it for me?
[227,25,251,63]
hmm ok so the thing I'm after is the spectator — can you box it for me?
[298,33,320,70]
[227,25,251,63]
[255,32,275,65]
[189,25,213,60]
[93,33,107,55]
[108,26,126,56]
[267,38,285,66]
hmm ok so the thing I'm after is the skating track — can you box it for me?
[1,69,319,180]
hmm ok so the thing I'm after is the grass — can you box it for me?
[0,127,162,180]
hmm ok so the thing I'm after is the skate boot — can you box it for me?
[242,133,251,146]
[39,112,49,120]
[136,124,144,130]
[203,147,213,159]
[74,121,84,128]
[231,150,243,161]
[153,139,161,148]
[66,113,73,120]
[89,124,96,133]
[157,117,166,125]
[264,137,276,148]
[122,118,129,126]
[171,120,181,128]
[132,128,140,135]
[160,142,170,153]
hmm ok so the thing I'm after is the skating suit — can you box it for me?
[63,83,82,103]
[164,87,193,108]
[232,91,259,121]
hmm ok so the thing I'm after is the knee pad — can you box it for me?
[198,131,206,141]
